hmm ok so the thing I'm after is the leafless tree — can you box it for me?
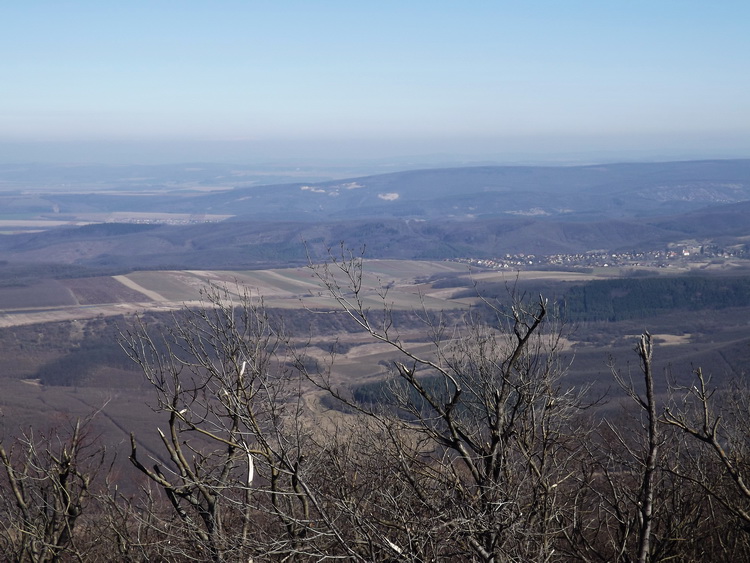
[563,332,750,563]
[663,367,750,542]
[613,333,660,563]
[0,416,109,562]
[121,284,376,561]
[562,333,665,563]
[304,248,588,561]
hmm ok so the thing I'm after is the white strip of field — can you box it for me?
[112,275,168,302]
[0,220,93,227]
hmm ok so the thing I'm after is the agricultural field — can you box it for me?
[0,279,78,310]
[0,261,471,327]
[60,276,152,304]
[0,260,613,329]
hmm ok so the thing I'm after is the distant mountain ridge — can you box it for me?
[13,159,749,223]
[0,159,748,272]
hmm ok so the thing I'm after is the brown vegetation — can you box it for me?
[1,252,749,561]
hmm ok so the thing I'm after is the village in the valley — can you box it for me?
[455,242,749,270]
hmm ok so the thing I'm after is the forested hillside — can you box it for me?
[563,275,750,321]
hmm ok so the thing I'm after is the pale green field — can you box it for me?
[123,262,476,311]
[0,260,613,328]
[0,261,484,327]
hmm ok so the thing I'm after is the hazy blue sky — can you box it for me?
[2,1,749,163]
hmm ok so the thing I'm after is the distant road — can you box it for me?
[0,302,185,328]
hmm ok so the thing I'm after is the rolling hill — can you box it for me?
[0,159,748,273]
[37,160,750,220]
